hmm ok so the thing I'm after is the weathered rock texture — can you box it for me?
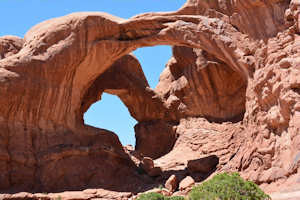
[0,36,23,59]
[0,0,299,197]
[155,118,244,174]
[155,46,247,122]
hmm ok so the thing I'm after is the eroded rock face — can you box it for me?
[226,32,300,192]
[156,46,247,122]
[155,118,245,173]
[286,0,300,33]
[0,0,299,196]
[0,36,23,59]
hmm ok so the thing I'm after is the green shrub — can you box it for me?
[188,172,271,200]
[168,196,185,200]
[137,192,185,200]
[137,193,165,200]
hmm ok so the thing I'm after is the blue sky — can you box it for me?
[0,0,186,146]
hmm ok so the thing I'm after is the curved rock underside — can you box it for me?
[0,0,300,197]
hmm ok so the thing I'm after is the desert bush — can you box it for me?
[188,172,271,200]
[137,192,185,200]
[137,192,165,200]
[168,196,185,200]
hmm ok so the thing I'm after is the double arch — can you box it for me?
[0,11,250,192]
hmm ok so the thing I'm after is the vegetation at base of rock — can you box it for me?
[188,172,271,200]
[169,197,185,200]
[137,192,185,200]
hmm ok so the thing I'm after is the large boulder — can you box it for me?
[135,121,177,159]
[187,155,219,174]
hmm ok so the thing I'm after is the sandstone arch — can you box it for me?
[0,10,251,192]
[0,0,299,195]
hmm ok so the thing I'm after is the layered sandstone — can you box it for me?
[0,0,299,198]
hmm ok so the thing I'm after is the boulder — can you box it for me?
[139,157,154,172]
[187,155,219,174]
[139,157,162,177]
[165,175,178,193]
[135,121,177,159]
[179,176,195,191]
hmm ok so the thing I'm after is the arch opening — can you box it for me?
[84,93,137,146]
[83,45,174,146]
[82,44,247,153]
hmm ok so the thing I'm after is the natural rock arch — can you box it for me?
[0,10,250,192]
[0,0,299,194]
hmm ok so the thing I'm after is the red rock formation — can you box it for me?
[155,118,244,174]
[0,0,299,198]
[0,36,23,59]
[0,9,248,192]
[154,0,300,193]
[227,30,300,192]
[155,46,247,122]
[81,54,178,122]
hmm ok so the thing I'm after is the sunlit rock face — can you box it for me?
[155,46,247,122]
[0,0,299,195]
